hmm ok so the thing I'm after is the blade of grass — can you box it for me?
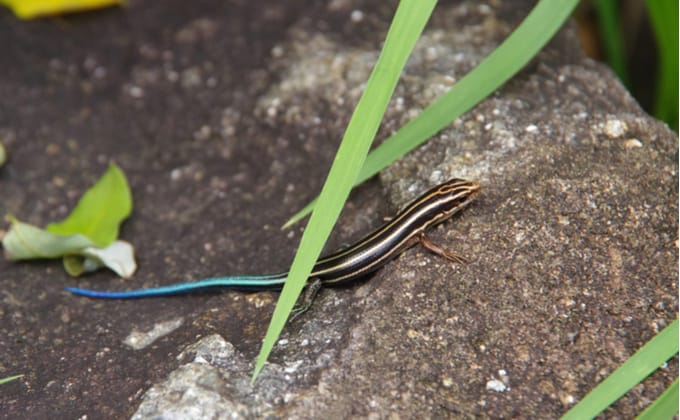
[646,0,679,130]
[0,374,23,385]
[284,0,579,228]
[636,378,679,420]
[561,319,679,420]
[593,0,630,86]
[252,0,437,381]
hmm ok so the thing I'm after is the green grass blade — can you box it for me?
[646,0,679,130]
[283,0,579,228]
[562,319,679,420]
[0,374,23,385]
[252,0,437,381]
[593,0,630,86]
[636,379,679,420]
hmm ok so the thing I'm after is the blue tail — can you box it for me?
[66,273,287,299]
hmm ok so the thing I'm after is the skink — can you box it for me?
[66,178,480,299]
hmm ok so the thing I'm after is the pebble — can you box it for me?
[604,119,627,138]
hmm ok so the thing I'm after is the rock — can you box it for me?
[130,1,678,419]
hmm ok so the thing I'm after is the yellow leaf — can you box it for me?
[0,0,125,19]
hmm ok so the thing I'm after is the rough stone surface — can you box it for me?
[0,0,676,419]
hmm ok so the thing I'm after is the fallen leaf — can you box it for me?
[64,240,137,278]
[0,0,125,19]
[46,163,132,247]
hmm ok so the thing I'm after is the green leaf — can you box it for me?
[0,374,22,385]
[636,378,679,420]
[283,0,580,228]
[3,163,135,277]
[593,0,629,86]
[646,0,679,130]
[46,163,132,247]
[4,216,94,259]
[3,218,137,278]
[252,0,437,381]
[562,319,679,419]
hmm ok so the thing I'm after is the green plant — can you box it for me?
[646,0,678,130]
[562,320,678,419]
[3,163,136,277]
[0,374,23,385]
[593,0,629,86]
[592,0,678,130]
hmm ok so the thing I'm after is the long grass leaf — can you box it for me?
[636,378,679,420]
[252,0,437,381]
[646,0,679,130]
[284,0,579,228]
[0,374,23,385]
[593,0,629,86]
[562,319,679,419]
